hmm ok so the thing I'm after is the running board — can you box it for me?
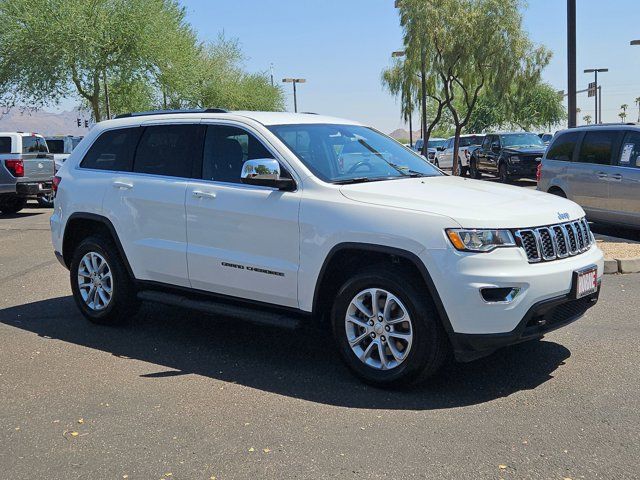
[137,290,303,330]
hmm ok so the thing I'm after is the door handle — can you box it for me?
[192,190,217,199]
[112,181,133,189]
[609,173,622,181]
[596,172,608,179]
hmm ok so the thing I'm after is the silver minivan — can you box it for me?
[538,125,640,228]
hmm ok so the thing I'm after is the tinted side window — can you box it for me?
[618,132,640,168]
[547,132,580,161]
[81,128,141,171]
[577,131,616,165]
[133,124,204,178]
[202,125,274,183]
[482,136,491,149]
[0,137,11,153]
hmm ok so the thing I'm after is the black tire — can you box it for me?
[0,196,27,214]
[37,194,54,208]
[70,235,139,325]
[469,159,482,179]
[498,162,510,183]
[331,266,450,388]
[455,160,465,177]
[434,159,440,168]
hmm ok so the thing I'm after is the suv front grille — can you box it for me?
[514,218,593,263]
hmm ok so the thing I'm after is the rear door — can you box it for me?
[569,129,623,221]
[20,135,54,182]
[101,122,205,287]
[609,131,640,227]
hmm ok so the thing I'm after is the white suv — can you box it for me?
[50,110,604,387]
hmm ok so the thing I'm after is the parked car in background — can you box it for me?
[537,124,640,228]
[52,109,603,387]
[539,133,553,146]
[436,134,485,176]
[469,132,546,182]
[0,132,54,213]
[414,137,446,163]
[46,135,83,171]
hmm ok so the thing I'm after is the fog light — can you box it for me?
[480,287,520,303]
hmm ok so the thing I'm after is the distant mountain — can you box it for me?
[0,108,92,136]
[388,128,422,141]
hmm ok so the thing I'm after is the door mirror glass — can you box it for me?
[241,159,295,190]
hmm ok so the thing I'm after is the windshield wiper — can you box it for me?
[333,177,372,185]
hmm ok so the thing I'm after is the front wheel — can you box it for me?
[0,196,27,214]
[331,267,450,387]
[469,159,481,179]
[498,162,510,183]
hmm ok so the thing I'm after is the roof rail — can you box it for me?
[569,122,638,128]
[114,108,228,119]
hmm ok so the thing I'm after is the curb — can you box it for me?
[604,257,640,274]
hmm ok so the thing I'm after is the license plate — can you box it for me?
[572,265,598,299]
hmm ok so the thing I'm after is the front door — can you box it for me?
[185,123,301,308]
[609,131,640,227]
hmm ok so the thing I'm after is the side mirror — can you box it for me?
[491,142,500,153]
[240,159,295,191]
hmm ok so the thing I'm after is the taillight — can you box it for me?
[52,175,62,195]
[536,162,542,183]
[4,159,24,177]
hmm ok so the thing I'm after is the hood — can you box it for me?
[502,146,546,156]
[339,176,584,229]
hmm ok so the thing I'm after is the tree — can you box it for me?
[619,111,627,122]
[635,97,640,122]
[397,0,551,174]
[382,59,418,146]
[583,114,592,125]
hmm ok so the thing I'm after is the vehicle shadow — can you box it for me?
[590,223,640,242]
[0,211,43,219]
[0,296,571,410]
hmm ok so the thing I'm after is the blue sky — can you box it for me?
[181,0,640,133]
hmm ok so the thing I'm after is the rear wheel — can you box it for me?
[469,159,482,179]
[331,266,450,387]
[70,235,139,325]
[0,196,27,214]
[548,188,567,198]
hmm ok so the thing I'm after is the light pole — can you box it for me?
[282,78,306,113]
[584,68,608,124]
[567,0,577,127]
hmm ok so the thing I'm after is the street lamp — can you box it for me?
[282,78,306,113]
[584,68,608,124]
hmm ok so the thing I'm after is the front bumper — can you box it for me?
[453,287,600,361]
[16,181,53,196]
[423,241,604,355]
[506,163,538,178]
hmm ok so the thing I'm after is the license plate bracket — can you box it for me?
[571,265,598,299]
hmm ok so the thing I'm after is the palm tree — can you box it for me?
[583,114,592,125]
[635,97,640,122]
[619,111,627,122]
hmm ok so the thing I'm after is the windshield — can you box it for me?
[427,139,446,149]
[268,124,442,183]
[46,139,65,154]
[500,133,544,148]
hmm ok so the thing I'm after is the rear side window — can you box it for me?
[0,137,11,153]
[577,131,620,165]
[546,132,580,161]
[22,136,48,153]
[133,124,205,178]
[81,128,141,171]
[618,131,640,168]
[46,139,65,154]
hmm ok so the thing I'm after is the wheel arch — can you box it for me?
[311,243,456,341]
[62,212,134,278]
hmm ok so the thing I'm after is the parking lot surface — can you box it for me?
[1,206,639,479]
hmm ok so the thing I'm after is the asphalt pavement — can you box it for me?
[1,206,639,479]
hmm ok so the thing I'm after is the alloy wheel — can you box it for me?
[77,252,113,311]
[344,288,413,371]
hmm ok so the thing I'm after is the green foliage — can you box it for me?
[0,0,284,121]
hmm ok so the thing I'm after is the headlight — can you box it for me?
[509,155,520,163]
[446,229,516,252]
